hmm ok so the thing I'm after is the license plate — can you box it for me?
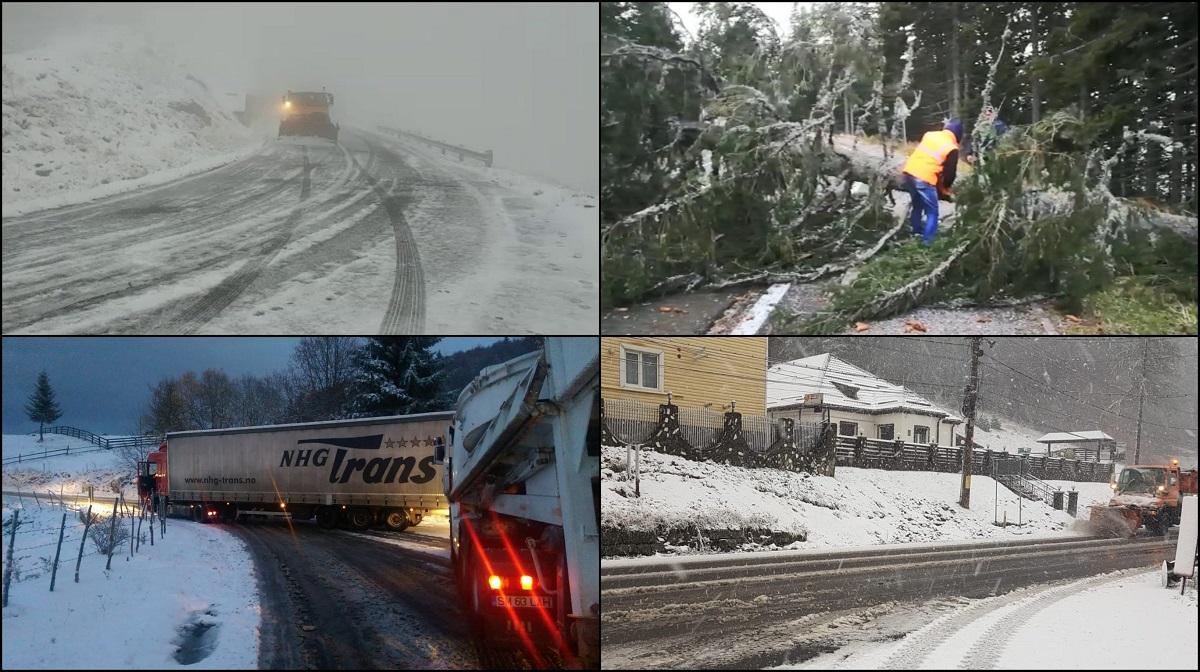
[493,595,552,608]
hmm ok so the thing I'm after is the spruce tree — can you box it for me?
[348,338,449,417]
[25,370,63,441]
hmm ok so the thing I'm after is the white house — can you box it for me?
[768,353,963,447]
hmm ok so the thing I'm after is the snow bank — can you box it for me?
[2,28,259,215]
[2,434,137,500]
[603,444,1091,554]
[2,497,258,668]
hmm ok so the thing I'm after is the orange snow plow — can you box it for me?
[1089,459,1199,537]
[279,89,338,142]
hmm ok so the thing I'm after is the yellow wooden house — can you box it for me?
[600,337,768,415]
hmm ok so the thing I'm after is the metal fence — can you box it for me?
[605,398,786,453]
[603,398,661,446]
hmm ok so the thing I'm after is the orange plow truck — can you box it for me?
[1090,459,1199,536]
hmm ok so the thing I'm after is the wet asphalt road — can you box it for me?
[226,518,478,670]
[601,531,1180,669]
[2,128,596,334]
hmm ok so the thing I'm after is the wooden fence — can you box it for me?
[834,436,1114,483]
[602,397,1112,483]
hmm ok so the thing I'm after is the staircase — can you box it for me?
[993,462,1060,507]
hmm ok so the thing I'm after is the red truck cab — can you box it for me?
[137,441,169,508]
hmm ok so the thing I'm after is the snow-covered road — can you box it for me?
[601,534,1181,669]
[785,568,1197,670]
[2,128,596,334]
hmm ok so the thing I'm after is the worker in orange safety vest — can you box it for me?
[901,119,962,245]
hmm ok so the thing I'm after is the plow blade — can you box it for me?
[1089,506,1139,537]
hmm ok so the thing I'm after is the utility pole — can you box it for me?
[1134,341,1147,464]
[959,337,984,509]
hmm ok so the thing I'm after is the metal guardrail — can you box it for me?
[377,125,493,167]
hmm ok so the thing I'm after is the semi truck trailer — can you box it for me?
[137,412,451,530]
[441,337,599,668]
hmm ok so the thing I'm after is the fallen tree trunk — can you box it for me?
[822,134,1198,243]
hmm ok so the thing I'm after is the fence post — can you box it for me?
[128,497,135,560]
[75,505,93,583]
[49,512,67,591]
[149,506,155,547]
[136,507,144,553]
[3,509,19,607]
[854,436,865,466]
[1067,490,1078,516]
[104,505,119,570]
[160,498,166,537]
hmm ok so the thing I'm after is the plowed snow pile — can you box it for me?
[603,444,1115,553]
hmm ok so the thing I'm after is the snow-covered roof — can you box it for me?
[768,354,963,423]
[1035,431,1115,444]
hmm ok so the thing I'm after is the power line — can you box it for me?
[980,355,1198,432]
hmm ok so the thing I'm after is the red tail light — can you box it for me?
[488,575,502,590]
[520,575,534,590]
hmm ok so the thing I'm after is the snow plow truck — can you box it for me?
[279,89,338,141]
[441,337,599,668]
[1089,459,1199,536]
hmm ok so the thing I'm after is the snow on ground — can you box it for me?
[378,130,598,334]
[3,434,140,501]
[2,28,260,216]
[780,569,1198,670]
[961,417,1048,455]
[2,496,258,669]
[603,444,1102,554]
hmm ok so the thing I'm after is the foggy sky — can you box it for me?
[2,337,501,435]
[2,2,597,194]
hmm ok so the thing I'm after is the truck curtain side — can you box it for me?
[443,338,600,668]
[137,412,452,531]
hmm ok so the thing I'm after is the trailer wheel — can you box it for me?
[316,506,338,529]
[383,510,409,532]
[192,506,204,523]
[347,508,373,530]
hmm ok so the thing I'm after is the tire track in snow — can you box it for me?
[345,142,425,333]
[164,149,315,334]
[959,571,1136,669]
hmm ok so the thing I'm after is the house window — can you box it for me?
[839,421,859,437]
[913,425,930,444]
[877,424,895,440]
[620,345,663,392]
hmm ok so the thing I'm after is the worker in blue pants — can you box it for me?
[901,119,962,245]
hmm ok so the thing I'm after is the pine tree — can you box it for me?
[348,338,449,417]
[25,370,63,441]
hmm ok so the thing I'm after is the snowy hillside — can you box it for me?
[1,29,260,214]
[2,433,138,500]
[602,445,1116,554]
[968,417,1048,455]
[1,498,257,668]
